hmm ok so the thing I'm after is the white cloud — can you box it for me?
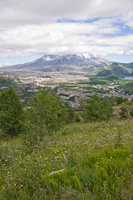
[121,12,133,28]
[0,0,133,59]
[0,22,132,58]
[0,0,133,31]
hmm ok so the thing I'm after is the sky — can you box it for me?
[0,0,133,67]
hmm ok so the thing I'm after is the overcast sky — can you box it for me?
[0,0,133,66]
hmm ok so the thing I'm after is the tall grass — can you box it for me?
[0,119,133,199]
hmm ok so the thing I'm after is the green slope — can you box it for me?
[0,119,132,199]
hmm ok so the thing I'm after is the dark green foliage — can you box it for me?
[40,75,51,78]
[116,96,128,105]
[0,87,24,136]
[119,107,128,118]
[25,87,68,135]
[109,96,115,106]
[69,95,76,101]
[79,97,85,111]
[65,102,75,123]
[130,108,133,117]
[83,94,113,121]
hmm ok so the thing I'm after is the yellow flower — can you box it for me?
[2,187,5,190]
[14,184,16,186]
[96,162,99,164]
[110,157,112,159]
[21,185,23,188]
[10,177,13,181]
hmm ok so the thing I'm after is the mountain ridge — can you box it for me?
[0,54,133,77]
[1,54,112,69]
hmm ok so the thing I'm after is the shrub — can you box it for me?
[119,106,128,118]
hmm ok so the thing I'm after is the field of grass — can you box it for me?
[0,119,133,200]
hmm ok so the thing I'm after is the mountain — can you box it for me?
[0,54,132,77]
[2,54,112,70]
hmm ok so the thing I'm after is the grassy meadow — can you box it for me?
[0,119,133,200]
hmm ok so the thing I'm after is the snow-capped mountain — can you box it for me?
[12,54,112,69]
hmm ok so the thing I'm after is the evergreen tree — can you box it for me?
[0,87,24,136]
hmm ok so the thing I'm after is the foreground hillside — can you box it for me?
[0,119,133,200]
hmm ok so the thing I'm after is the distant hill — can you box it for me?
[94,62,133,80]
[108,63,132,76]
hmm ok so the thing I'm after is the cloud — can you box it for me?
[121,12,133,28]
[0,21,132,58]
[0,0,133,59]
[0,0,133,28]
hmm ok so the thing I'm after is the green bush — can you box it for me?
[83,94,113,121]
[119,106,128,118]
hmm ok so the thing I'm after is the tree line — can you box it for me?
[0,86,132,138]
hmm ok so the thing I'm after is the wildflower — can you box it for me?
[21,185,23,188]
[110,157,112,159]
[96,162,99,164]
[129,155,132,157]
[10,177,13,181]
[14,184,16,186]
[2,187,5,190]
